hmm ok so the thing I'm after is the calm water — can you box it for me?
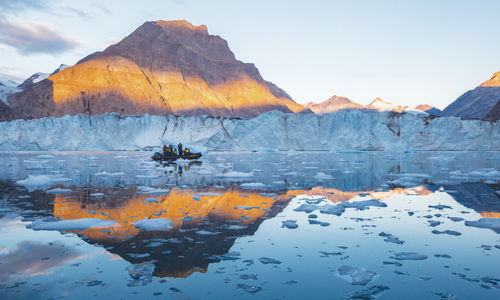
[1,151,500,299]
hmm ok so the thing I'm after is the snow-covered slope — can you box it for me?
[366,98,403,112]
[1,111,499,151]
[17,72,51,90]
[0,80,19,87]
[0,85,21,105]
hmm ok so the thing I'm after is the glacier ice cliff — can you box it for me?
[1,110,499,151]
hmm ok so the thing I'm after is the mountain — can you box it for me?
[484,101,500,120]
[9,20,307,119]
[441,71,500,119]
[0,80,19,87]
[304,95,366,115]
[17,72,51,90]
[415,104,441,116]
[0,98,18,122]
[366,98,403,112]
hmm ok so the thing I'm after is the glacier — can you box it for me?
[1,110,499,151]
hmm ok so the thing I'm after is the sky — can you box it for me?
[0,0,499,110]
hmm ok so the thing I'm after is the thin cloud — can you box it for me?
[59,4,95,21]
[95,3,112,15]
[0,13,81,56]
[98,37,121,50]
[0,0,49,14]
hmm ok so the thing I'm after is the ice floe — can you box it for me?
[345,285,390,299]
[391,252,428,260]
[133,218,174,231]
[16,174,71,192]
[338,266,377,285]
[28,217,116,231]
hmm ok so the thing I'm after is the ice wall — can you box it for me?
[1,111,499,151]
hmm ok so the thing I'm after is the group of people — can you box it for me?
[163,143,191,156]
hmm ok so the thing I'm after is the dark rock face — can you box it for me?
[0,100,19,122]
[484,101,500,120]
[441,72,500,119]
[415,104,441,116]
[9,20,306,119]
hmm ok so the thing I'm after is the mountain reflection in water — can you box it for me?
[51,186,292,278]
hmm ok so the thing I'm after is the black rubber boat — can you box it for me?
[152,152,202,161]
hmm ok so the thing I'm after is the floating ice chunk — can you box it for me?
[429,205,452,210]
[392,252,428,260]
[428,220,442,227]
[126,262,154,286]
[90,193,106,197]
[320,205,345,216]
[17,174,71,192]
[195,230,221,235]
[345,285,390,299]
[197,170,213,175]
[259,257,282,264]
[338,266,377,285]
[37,155,55,159]
[314,172,334,180]
[434,254,452,258]
[240,183,266,189]
[234,206,258,210]
[309,220,330,226]
[448,217,464,222]
[133,218,173,231]
[28,218,116,231]
[128,253,150,258]
[215,171,253,178]
[417,275,432,281]
[431,291,457,300]
[192,196,201,201]
[340,199,387,210]
[144,197,159,203]
[379,232,405,244]
[236,284,262,294]
[282,220,298,229]
[431,230,461,236]
[95,171,125,177]
[45,188,72,194]
[283,171,301,176]
[465,218,500,231]
[227,225,248,230]
[319,251,343,257]
[209,251,241,261]
[136,186,170,194]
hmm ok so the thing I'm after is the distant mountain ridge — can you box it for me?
[305,96,440,116]
[8,20,310,119]
[441,71,500,119]
[304,95,367,115]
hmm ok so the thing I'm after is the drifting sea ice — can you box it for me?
[45,188,72,194]
[133,218,174,231]
[282,220,298,229]
[16,174,71,191]
[338,266,377,285]
[214,171,253,178]
[240,182,267,189]
[136,186,170,194]
[391,252,428,261]
[345,285,390,299]
[27,217,116,231]
[465,218,500,231]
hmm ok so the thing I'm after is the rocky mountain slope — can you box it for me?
[304,95,366,115]
[441,71,500,119]
[8,20,308,119]
[0,99,18,122]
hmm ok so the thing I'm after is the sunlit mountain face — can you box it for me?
[8,20,310,120]
[2,151,500,299]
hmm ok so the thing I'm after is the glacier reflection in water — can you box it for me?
[1,151,500,299]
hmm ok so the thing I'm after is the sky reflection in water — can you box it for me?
[1,151,500,299]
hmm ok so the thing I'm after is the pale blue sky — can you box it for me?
[0,0,498,109]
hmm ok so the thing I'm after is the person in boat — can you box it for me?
[185,148,190,154]
[178,143,182,156]
[163,145,167,155]
[173,149,177,155]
